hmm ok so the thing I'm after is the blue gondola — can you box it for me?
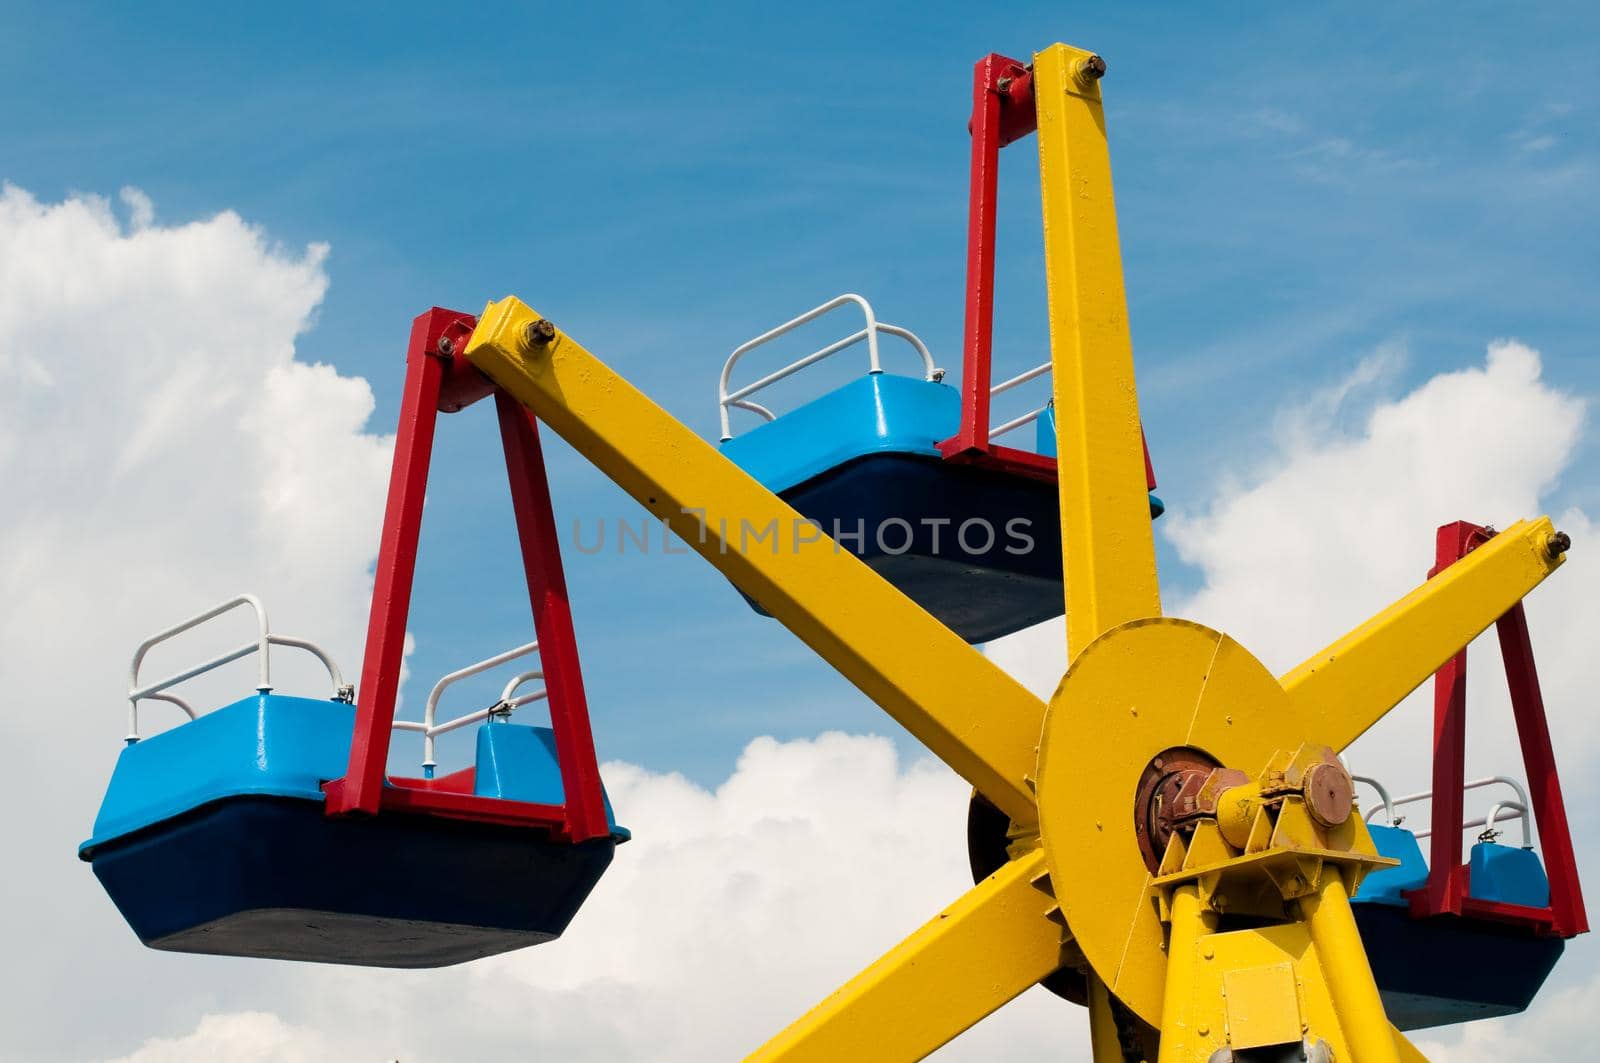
[717,294,1162,643]
[1350,789,1564,1029]
[82,598,625,968]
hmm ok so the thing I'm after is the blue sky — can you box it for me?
[7,0,1597,786]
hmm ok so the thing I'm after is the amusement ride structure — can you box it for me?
[80,42,1587,1062]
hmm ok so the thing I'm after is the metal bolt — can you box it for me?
[1078,54,1108,82]
[523,318,558,349]
[436,335,455,356]
[1548,530,1572,558]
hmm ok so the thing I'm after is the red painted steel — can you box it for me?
[1415,522,1485,917]
[324,307,612,843]
[938,53,1157,492]
[1497,601,1588,935]
[945,54,1025,458]
[497,392,610,842]
[326,309,463,816]
[1403,521,1586,937]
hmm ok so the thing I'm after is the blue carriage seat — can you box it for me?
[82,599,624,969]
[717,294,1162,644]
[1349,776,1563,1030]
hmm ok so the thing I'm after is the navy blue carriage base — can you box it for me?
[715,294,1163,644]
[82,308,626,968]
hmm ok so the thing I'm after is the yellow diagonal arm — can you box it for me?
[1035,43,1162,657]
[465,299,1045,826]
[747,851,1068,1061]
[1280,517,1565,751]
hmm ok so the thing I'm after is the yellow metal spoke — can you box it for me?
[747,850,1068,1062]
[1034,43,1162,656]
[1280,517,1565,752]
[466,297,1046,826]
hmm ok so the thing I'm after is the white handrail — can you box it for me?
[408,642,546,776]
[989,404,1050,441]
[1363,775,1534,849]
[1352,775,1396,825]
[125,594,349,743]
[718,293,942,441]
[988,360,1053,441]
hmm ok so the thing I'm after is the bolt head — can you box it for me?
[1303,761,1355,827]
[436,336,454,356]
[1549,530,1572,558]
[523,318,558,349]
[1079,54,1107,81]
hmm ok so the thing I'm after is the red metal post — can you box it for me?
[937,53,1158,493]
[496,393,611,842]
[327,308,469,815]
[946,56,1010,456]
[1413,521,1482,917]
[1498,603,1588,935]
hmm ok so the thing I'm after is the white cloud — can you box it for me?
[106,1013,342,1063]
[0,186,392,1061]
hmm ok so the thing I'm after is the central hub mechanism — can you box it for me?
[1132,746,1223,873]
[1033,616,1389,1036]
[1134,745,1359,874]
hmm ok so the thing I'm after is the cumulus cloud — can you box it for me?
[106,1013,343,1063]
[0,186,392,1061]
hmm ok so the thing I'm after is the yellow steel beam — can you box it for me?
[1280,517,1565,752]
[465,297,1046,826]
[746,850,1068,1061]
[1034,43,1162,657]
[1299,875,1401,1063]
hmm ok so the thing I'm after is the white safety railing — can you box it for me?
[394,642,549,777]
[987,360,1053,442]
[1361,775,1533,848]
[126,594,350,744]
[718,293,943,441]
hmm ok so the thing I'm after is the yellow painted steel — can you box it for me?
[452,35,1576,1063]
[1156,885,1217,1062]
[1300,873,1402,1063]
[1087,975,1130,1063]
[1280,516,1565,752]
[1034,43,1162,658]
[1037,618,1311,1024]
[747,850,1067,1061]
[464,298,1044,828]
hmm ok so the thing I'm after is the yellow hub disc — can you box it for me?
[1035,617,1314,1026]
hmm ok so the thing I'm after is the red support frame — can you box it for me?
[936,53,1157,493]
[1404,520,1587,937]
[322,307,610,843]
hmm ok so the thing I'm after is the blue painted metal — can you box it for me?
[1355,902,1563,1030]
[81,696,625,967]
[1469,842,1552,908]
[82,694,355,852]
[1355,824,1431,906]
[475,722,628,840]
[1348,825,1564,1029]
[84,796,616,967]
[720,376,1164,642]
[721,374,958,493]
